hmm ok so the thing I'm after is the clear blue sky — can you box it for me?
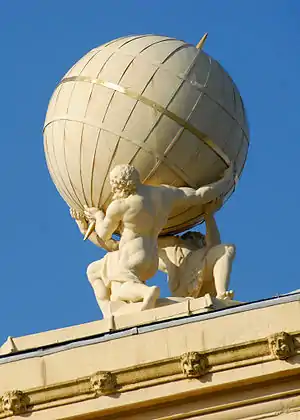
[0,0,299,345]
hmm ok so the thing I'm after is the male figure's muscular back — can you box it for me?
[108,185,176,282]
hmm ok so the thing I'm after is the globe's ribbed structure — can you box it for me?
[44,34,249,234]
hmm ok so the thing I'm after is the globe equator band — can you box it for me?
[58,75,231,168]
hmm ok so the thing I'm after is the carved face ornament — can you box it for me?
[1,390,27,414]
[181,352,208,378]
[268,332,295,360]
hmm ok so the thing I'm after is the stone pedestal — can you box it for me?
[0,293,300,419]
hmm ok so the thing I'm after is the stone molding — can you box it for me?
[0,330,298,418]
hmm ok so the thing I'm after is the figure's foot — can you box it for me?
[141,286,160,310]
[216,290,234,300]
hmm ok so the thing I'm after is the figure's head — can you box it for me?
[181,231,206,249]
[109,164,141,199]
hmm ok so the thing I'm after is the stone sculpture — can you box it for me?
[71,163,234,317]
[158,199,235,300]
[44,33,249,317]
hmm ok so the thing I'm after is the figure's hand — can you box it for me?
[203,198,223,215]
[70,208,85,221]
[84,206,104,222]
[70,208,88,234]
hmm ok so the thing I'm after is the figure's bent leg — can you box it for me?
[87,261,110,305]
[205,244,236,299]
[112,281,160,310]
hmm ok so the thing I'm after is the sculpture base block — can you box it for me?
[101,293,244,320]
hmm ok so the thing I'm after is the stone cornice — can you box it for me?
[0,331,299,417]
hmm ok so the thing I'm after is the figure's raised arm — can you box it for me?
[70,208,100,248]
[203,199,222,247]
[84,201,123,244]
[70,208,119,251]
[171,164,235,208]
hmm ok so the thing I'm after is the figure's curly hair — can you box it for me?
[109,164,140,199]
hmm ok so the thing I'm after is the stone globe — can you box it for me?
[44,34,249,235]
